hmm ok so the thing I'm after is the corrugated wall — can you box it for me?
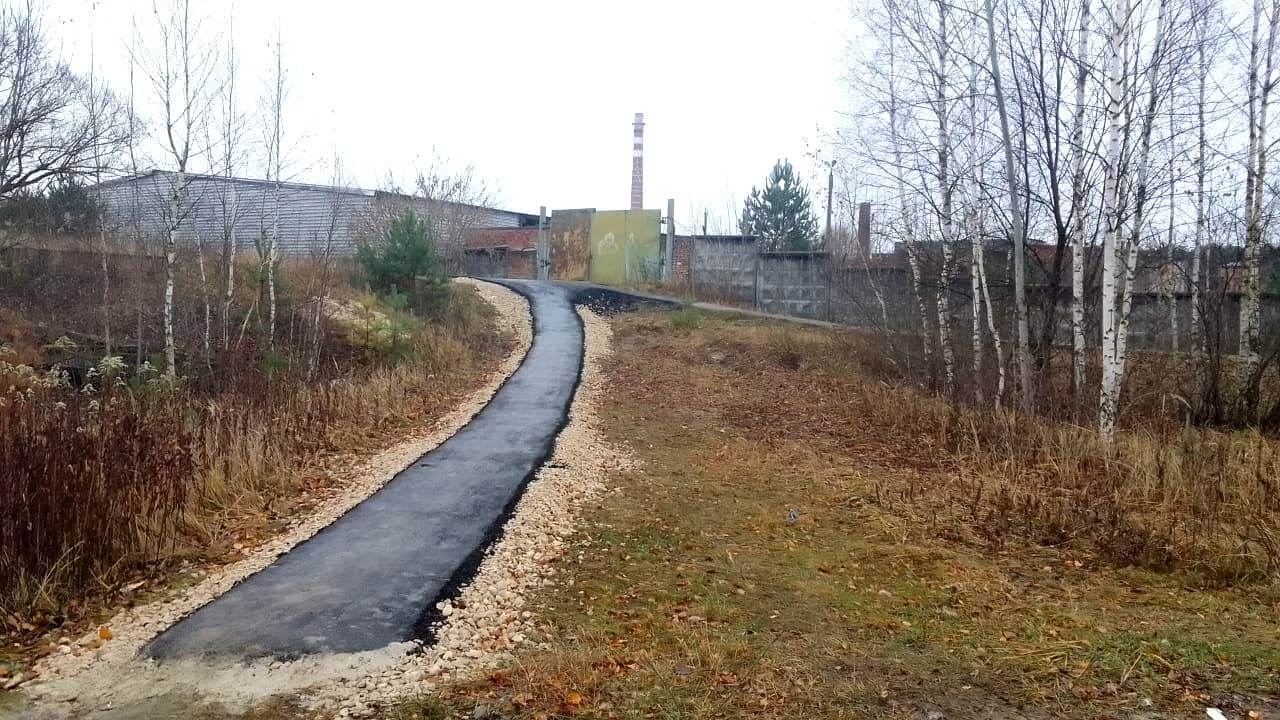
[96,171,528,262]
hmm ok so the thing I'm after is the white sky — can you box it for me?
[50,0,852,232]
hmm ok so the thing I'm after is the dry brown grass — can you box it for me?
[405,307,1279,720]
[0,267,512,652]
[669,313,1280,582]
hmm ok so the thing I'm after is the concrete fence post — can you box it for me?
[753,252,761,311]
[665,198,675,283]
[825,254,833,322]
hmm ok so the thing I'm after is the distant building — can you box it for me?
[95,170,537,262]
[463,226,540,279]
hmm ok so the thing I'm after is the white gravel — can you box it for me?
[12,283,630,720]
[412,304,628,680]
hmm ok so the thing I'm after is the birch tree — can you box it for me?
[133,0,217,378]
[984,0,1034,409]
[215,11,247,351]
[931,0,958,395]
[965,17,988,405]
[1098,0,1185,440]
[1098,0,1130,442]
[883,0,938,379]
[1191,1,1209,357]
[1069,0,1092,400]
[259,28,287,345]
[1239,0,1280,421]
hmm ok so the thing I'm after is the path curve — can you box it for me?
[145,280,582,660]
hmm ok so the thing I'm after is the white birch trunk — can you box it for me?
[885,5,934,373]
[934,0,957,395]
[983,0,1032,409]
[266,181,278,343]
[1069,0,1091,402]
[197,233,212,371]
[969,203,984,406]
[1192,20,1206,356]
[965,35,985,405]
[265,36,284,346]
[977,217,1006,407]
[1104,0,1167,439]
[1098,0,1129,442]
[222,182,237,350]
[1240,0,1278,418]
[164,172,181,378]
[220,23,239,353]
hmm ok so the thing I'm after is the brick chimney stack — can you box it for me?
[857,202,872,259]
[631,112,644,210]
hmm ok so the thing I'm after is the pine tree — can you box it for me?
[740,159,820,251]
[355,208,449,315]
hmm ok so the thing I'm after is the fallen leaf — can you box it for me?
[565,691,583,706]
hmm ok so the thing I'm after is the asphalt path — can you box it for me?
[145,280,581,661]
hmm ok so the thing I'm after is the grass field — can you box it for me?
[408,308,1280,720]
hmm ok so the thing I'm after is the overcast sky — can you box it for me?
[51,0,851,232]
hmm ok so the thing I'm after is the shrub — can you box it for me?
[0,361,193,610]
[355,209,449,315]
[667,305,703,331]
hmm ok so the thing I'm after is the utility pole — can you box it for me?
[824,161,835,322]
[825,160,834,248]
[537,205,548,281]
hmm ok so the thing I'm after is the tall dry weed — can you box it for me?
[0,284,507,627]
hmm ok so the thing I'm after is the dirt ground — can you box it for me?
[413,309,1279,720]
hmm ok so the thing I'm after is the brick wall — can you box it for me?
[465,226,538,251]
[507,250,536,280]
[672,236,692,287]
[463,226,539,279]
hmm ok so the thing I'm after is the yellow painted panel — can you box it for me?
[588,210,661,286]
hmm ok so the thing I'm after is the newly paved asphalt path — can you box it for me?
[145,281,582,660]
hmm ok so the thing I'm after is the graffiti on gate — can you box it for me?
[587,209,661,286]
[550,209,593,281]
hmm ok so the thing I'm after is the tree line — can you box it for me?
[0,0,491,381]
[839,0,1280,437]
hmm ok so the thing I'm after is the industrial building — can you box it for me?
[95,170,537,260]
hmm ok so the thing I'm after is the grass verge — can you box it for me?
[403,309,1279,720]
